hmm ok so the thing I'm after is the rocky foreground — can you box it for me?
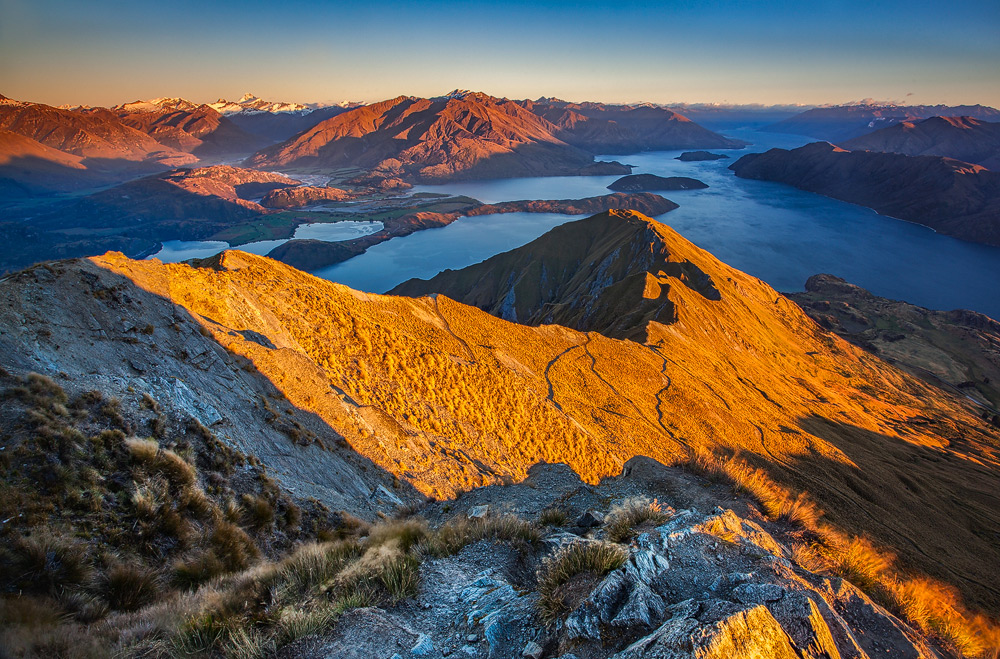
[283,461,941,659]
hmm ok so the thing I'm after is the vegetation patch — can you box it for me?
[537,541,627,624]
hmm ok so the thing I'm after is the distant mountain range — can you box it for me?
[248,91,743,183]
[841,115,1000,170]
[730,141,1000,246]
[763,103,1000,142]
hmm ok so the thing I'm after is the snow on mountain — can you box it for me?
[113,97,203,113]
[209,93,310,115]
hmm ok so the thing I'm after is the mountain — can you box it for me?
[0,95,194,166]
[209,92,310,115]
[522,98,746,153]
[111,98,268,157]
[0,129,98,196]
[841,116,1000,170]
[2,215,999,653]
[392,210,721,340]
[246,93,631,182]
[730,141,1000,246]
[789,273,1000,412]
[764,103,1000,142]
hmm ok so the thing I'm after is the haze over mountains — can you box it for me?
[764,103,1000,142]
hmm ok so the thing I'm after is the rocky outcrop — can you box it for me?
[841,116,1000,169]
[268,193,678,272]
[608,174,708,192]
[282,467,942,659]
[246,93,631,182]
[730,141,1000,246]
[676,151,730,161]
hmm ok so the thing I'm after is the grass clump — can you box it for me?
[538,507,568,527]
[537,541,627,624]
[421,514,541,557]
[604,497,670,543]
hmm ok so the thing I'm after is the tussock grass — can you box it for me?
[101,562,161,612]
[604,497,669,543]
[537,541,627,624]
[421,513,541,557]
[538,507,568,527]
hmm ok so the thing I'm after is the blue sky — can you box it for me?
[1,0,998,107]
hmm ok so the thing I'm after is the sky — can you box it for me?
[1,0,998,109]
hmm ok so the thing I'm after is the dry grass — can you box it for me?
[537,541,627,624]
[604,497,670,543]
[421,514,541,557]
[538,507,568,527]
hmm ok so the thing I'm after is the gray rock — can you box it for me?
[410,633,433,656]
[575,509,604,527]
[522,641,544,659]
[731,582,785,605]
[468,504,490,519]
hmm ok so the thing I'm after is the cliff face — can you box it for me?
[841,115,1000,169]
[246,94,630,182]
[730,141,1000,246]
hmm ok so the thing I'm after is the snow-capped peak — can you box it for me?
[114,97,202,113]
[209,93,309,115]
[437,89,493,101]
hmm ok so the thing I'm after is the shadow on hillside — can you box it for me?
[76,262,428,517]
[767,413,1000,615]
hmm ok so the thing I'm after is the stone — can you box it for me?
[522,640,544,659]
[410,633,434,656]
[468,504,489,519]
[575,509,604,527]
[731,582,785,605]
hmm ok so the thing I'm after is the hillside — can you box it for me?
[789,273,1000,413]
[2,214,1000,653]
[730,141,1000,246]
[841,116,1000,169]
[764,103,1000,142]
[112,100,267,156]
[523,99,746,153]
[246,93,632,182]
[0,96,194,166]
[0,129,111,196]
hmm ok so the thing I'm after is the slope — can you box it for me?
[246,93,630,182]
[524,99,746,153]
[764,103,1000,142]
[841,116,1000,169]
[2,210,998,615]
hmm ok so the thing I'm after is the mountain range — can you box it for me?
[841,116,1000,170]
[763,103,1000,142]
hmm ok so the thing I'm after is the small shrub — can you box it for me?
[367,518,428,553]
[101,562,161,611]
[604,498,670,543]
[210,521,260,572]
[539,507,568,527]
[537,541,627,623]
[242,494,275,531]
[422,514,541,557]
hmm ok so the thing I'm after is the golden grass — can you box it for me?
[604,497,670,543]
[420,513,541,557]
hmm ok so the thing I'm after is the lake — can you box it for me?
[317,129,1000,319]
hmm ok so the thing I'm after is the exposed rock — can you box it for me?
[468,504,490,519]
[576,510,605,528]
[522,640,544,658]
